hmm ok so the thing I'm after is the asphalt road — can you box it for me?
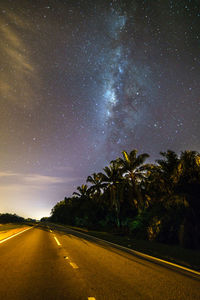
[0,224,199,300]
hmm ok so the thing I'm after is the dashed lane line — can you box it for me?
[54,236,61,246]
[64,256,78,269]
[49,229,53,233]
[69,262,79,269]
[0,227,33,244]
[52,231,94,299]
[2,226,86,294]
[53,236,78,268]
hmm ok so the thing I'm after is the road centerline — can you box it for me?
[54,236,61,246]
[69,262,79,269]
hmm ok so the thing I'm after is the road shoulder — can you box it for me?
[0,225,31,242]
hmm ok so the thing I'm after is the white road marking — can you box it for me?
[65,227,200,276]
[64,256,78,269]
[0,227,33,244]
[69,262,79,269]
[54,236,61,246]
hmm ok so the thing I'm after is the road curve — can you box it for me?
[0,224,199,300]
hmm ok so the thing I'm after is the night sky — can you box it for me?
[0,0,199,219]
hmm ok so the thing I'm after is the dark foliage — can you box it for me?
[0,213,25,223]
[50,149,200,249]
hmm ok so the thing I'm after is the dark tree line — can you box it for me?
[0,213,25,223]
[50,149,200,249]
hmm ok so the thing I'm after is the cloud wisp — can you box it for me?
[0,171,76,187]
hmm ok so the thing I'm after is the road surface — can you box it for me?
[0,224,199,300]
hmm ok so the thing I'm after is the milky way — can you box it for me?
[0,0,199,218]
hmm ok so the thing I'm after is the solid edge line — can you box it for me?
[65,226,200,276]
[0,227,33,244]
[54,236,61,246]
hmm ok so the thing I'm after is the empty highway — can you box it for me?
[0,224,199,300]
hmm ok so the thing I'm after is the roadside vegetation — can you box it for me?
[0,213,36,229]
[49,149,200,250]
[0,213,25,224]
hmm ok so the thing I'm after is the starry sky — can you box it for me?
[0,0,199,219]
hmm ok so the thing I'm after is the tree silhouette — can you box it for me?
[114,150,149,212]
[87,173,107,199]
[49,148,200,249]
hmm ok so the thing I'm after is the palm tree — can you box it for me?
[156,150,180,193]
[176,150,200,248]
[86,173,107,199]
[98,162,123,226]
[149,150,200,248]
[73,184,90,198]
[100,161,122,184]
[142,151,180,205]
[114,149,149,212]
[176,150,200,186]
[140,163,163,207]
[72,184,93,226]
